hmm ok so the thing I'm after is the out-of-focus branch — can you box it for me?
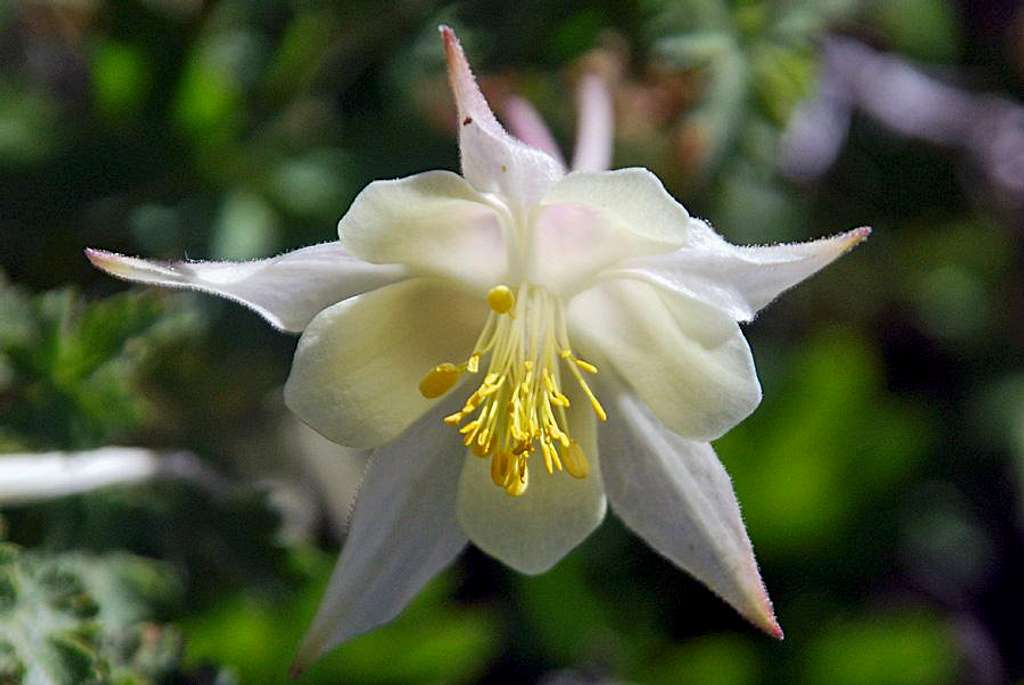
[0,446,229,506]
[781,37,1024,215]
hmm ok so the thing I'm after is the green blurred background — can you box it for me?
[1,0,1023,683]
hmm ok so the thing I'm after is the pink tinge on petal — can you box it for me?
[503,96,566,167]
[572,73,614,172]
[527,203,619,293]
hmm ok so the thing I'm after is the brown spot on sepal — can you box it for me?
[463,116,473,126]
[500,164,508,172]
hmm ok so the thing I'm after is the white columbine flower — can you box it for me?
[87,26,869,672]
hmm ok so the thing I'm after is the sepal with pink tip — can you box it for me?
[440,25,564,209]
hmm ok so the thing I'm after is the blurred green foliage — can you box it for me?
[0,276,197,450]
[1,0,1022,683]
[0,543,186,684]
[647,0,860,241]
[803,611,957,685]
[718,329,934,556]
[184,552,498,684]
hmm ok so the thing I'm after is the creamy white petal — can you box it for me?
[284,278,488,449]
[568,278,760,441]
[599,389,781,638]
[337,170,509,294]
[527,168,690,295]
[85,243,405,333]
[608,224,872,322]
[457,383,605,574]
[541,168,690,247]
[441,26,564,209]
[503,95,566,168]
[571,73,614,173]
[291,399,468,674]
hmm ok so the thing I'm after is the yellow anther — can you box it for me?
[541,438,563,475]
[562,441,589,479]
[504,458,529,496]
[574,358,598,374]
[491,451,509,487]
[564,354,607,421]
[487,285,516,314]
[550,443,563,471]
[419,363,462,398]
[424,285,608,495]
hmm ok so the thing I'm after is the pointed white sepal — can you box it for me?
[599,389,782,639]
[290,399,469,675]
[85,242,407,333]
[609,224,871,322]
[441,25,564,209]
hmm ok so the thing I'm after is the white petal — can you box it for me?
[337,170,509,294]
[568,278,760,441]
[608,223,872,322]
[284,278,487,449]
[85,243,406,333]
[441,26,564,208]
[541,168,690,247]
[291,399,468,674]
[528,168,689,295]
[599,389,782,638]
[571,73,614,173]
[503,95,567,168]
[456,384,605,574]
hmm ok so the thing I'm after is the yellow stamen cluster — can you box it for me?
[418,284,606,497]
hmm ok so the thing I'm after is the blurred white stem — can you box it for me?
[0,447,221,506]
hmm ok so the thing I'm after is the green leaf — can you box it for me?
[0,546,186,684]
[0,280,200,448]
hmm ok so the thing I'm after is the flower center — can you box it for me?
[419,284,606,497]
